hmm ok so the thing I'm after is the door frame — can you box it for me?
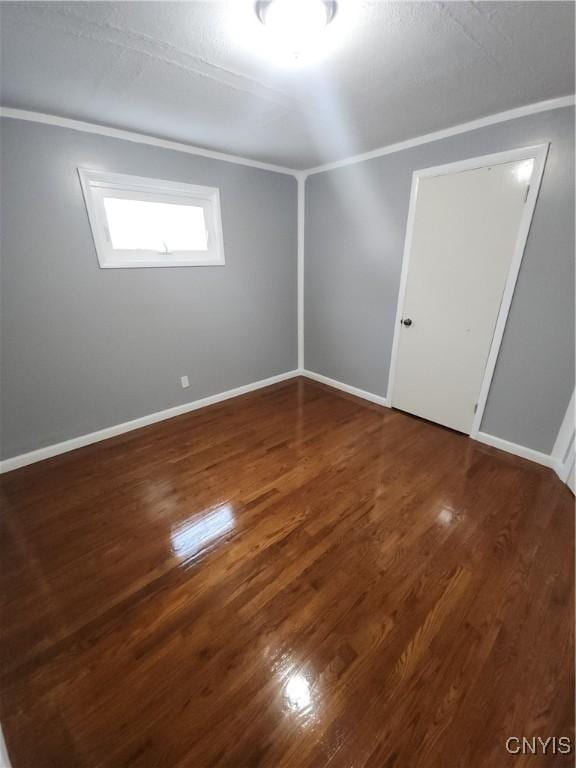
[386,143,549,437]
[552,388,575,485]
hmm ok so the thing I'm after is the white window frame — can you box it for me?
[78,168,225,268]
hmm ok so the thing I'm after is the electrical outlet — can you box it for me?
[180,375,190,389]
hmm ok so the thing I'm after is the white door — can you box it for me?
[392,159,533,433]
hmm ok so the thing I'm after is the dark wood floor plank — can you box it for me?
[0,377,573,768]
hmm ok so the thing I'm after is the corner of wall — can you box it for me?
[297,172,307,370]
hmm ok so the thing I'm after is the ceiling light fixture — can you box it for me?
[255,0,338,62]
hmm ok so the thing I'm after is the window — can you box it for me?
[78,169,225,268]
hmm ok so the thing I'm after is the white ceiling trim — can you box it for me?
[1,95,574,177]
[304,95,575,176]
[0,107,299,177]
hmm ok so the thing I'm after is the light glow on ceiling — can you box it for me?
[232,0,348,67]
[257,0,336,62]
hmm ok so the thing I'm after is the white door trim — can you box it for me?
[552,389,575,465]
[552,389,575,483]
[557,441,576,484]
[386,143,549,437]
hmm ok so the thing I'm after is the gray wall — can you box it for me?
[0,118,298,459]
[305,106,575,454]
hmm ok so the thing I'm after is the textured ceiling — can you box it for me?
[0,1,574,169]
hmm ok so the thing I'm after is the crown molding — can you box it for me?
[2,95,574,178]
[304,94,576,176]
[0,107,299,177]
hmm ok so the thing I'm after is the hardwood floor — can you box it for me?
[0,377,573,768]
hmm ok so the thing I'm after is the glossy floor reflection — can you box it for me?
[0,378,573,767]
[171,503,236,562]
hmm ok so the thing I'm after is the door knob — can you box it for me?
[402,318,413,327]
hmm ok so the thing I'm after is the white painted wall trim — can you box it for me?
[555,441,575,484]
[551,389,575,483]
[552,389,575,465]
[564,454,575,492]
[306,95,574,175]
[3,97,573,178]
[302,370,388,407]
[302,370,559,471]
[385,143,549,442]
[0,107,298,177]
[475,431,555,469]
[297,173,306,369]
[77,167,226,268]
[6,366,566,476]
[0,727,12,768]
[0,370,300,474]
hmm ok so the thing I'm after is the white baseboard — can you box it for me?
[0,370,300,474]
[302,369,389,407]
[0,370,561,477]
[301,371,558,471]
[475,431,555,469]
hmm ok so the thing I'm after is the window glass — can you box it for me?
[103,198,208,253]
